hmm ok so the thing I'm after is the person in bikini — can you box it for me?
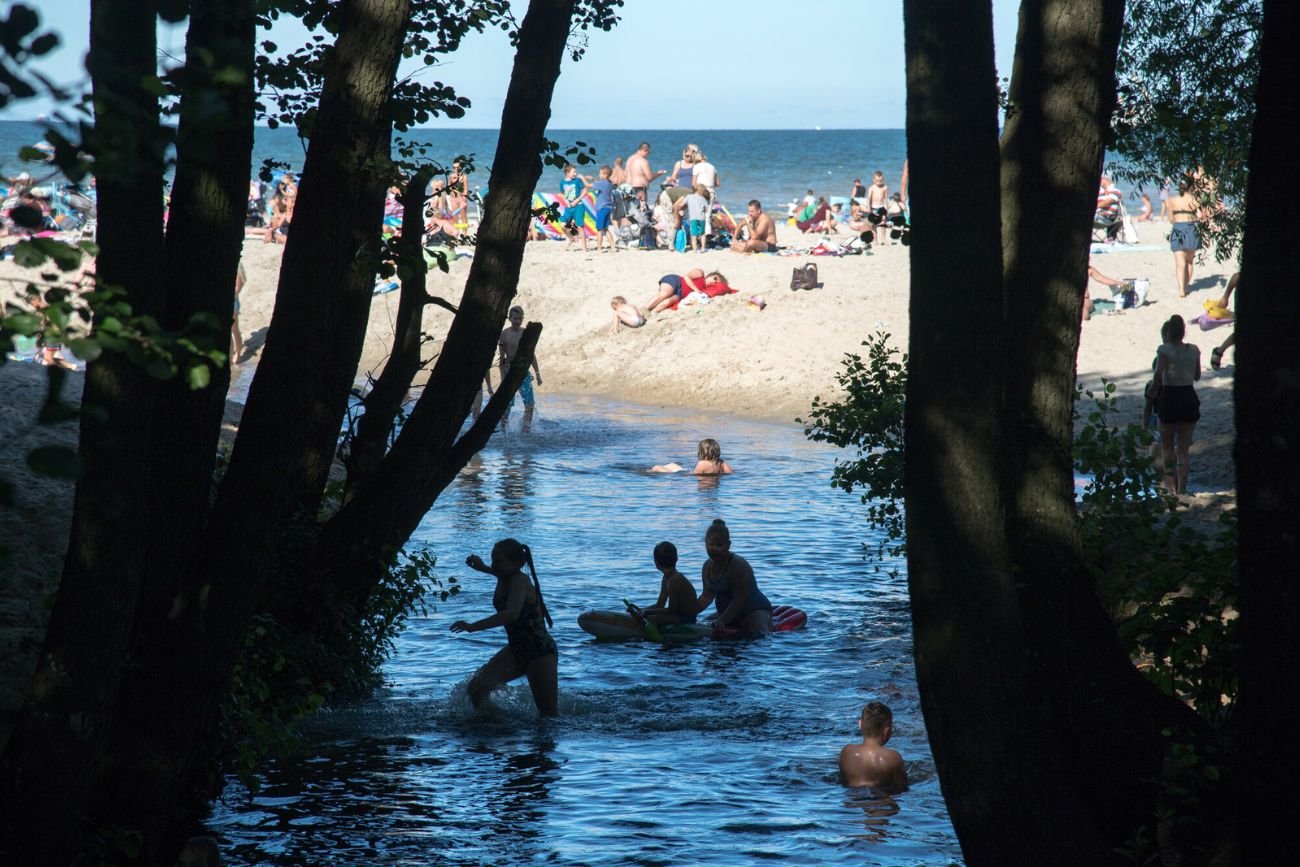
[730,200,778,253]
[1167,177,1202,298]
[451,539,558,716]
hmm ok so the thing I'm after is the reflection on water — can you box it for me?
[206,397,963,865]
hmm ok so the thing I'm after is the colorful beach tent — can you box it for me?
[531,192,599,239]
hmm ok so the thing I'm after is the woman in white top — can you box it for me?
[1152,314,1201,494]
[688,149,719,240]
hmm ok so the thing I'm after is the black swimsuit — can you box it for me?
[494,575,556,667]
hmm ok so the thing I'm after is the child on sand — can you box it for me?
[632,541,699,626]
[649,438,733,474]
[839,702,908,789]
[608,296,646,334]
[559,163,587,253]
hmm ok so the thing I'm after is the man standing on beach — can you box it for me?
[625,142,665,197]
[730,200,778,253]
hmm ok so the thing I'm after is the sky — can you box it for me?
[12,0,1022,129]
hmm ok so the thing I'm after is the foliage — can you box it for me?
[0,2,64,109]
[221,545,456,791]
[806,355,1238,724]
[799,332,907,556]
[1111,0,1262,261]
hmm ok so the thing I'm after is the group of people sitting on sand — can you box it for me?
[790,171,908,246]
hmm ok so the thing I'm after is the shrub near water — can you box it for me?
[803,337,1239,722]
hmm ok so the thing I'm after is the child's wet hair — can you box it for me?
[860,701,893,736]
[653,541,678,569]
[492,538,551,627]
[697,438,722,462]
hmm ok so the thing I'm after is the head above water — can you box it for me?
[491,537,530,572]
[697,438,722,462]
[704,519,731,557]
[859,702,893,738]
[653,541,678,570]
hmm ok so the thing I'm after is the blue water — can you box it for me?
[203,396,963,865]
[0,120,907,214]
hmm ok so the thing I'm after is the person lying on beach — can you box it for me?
[608,296,646,334]
[633,541,699,626]
[649,438,734,474]
[840,702,908,789]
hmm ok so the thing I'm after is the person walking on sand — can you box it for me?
[1152,314,1201,495]
[1167,178,1201,298]
[231,261,245,364]
[840,702,908,789]
[499,305,543,432]
[451,539,558,717]
[730,200,778,254]
[625,141,665,198]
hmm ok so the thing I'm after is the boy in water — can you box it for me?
[498,305,543,432]
[634,541,699,626]
[839,702,908,789]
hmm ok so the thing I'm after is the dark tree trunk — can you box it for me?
[1235,0,1300,862]
[71,1,413,859]
[904,1,1124,861]
[344,165,438,496]
[315,0,577,606]
[0,1,166,861]
[998,0,1191,852]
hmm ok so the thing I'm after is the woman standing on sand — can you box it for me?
[1167,179,1201,298]
[1152,315,1201,495]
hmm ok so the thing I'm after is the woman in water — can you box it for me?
[1152,315,1201,495]
[695,519,773,633]
[450,539,558,716]
[650,438,734,474]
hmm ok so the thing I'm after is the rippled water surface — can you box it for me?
[206,397,962,865]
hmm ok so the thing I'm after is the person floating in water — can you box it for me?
[695,518,772,633]
[631,541,699,627]
[649,438,733,474]
[450,538,558,717]
[839,702,908,789]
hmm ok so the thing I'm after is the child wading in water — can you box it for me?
[629,541,699,627]
[451,538,558,717]
[498,305,543,432]
[650,438,733,474]
[839,702,908,789]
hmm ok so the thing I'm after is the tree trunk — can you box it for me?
[1235,0,1300,861]
[903,2,1109,863]
[72,1,412,859]
[0,1,165,861]
[999,0,1191,851]
[316,0,577,606]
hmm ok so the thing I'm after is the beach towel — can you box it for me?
[531,191,599,239]
[1191,313,1235,331]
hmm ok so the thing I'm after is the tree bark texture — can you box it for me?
[999,1,1189,851]
[317,0,578,606]
[1235,0,1300,861]
[65,1,412,859]
[905,1,1120,862]
[0,1,165,861]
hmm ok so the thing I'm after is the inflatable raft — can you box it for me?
[578,605,807,642]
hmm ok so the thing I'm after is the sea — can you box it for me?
[0,119,908,214]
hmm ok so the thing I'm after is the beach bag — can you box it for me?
[790,262,819,291]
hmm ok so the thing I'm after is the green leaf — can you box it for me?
[66,337,101,362]
[27,445,81,479]
[187,363,211,390]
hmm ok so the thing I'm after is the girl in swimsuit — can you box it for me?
[1167,178,1201,298]
[650,438,735,474]
[451,538,558,716]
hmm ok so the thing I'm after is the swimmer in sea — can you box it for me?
[839,702,908,789]
[632,541,699,627]
[650,438,734,474]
